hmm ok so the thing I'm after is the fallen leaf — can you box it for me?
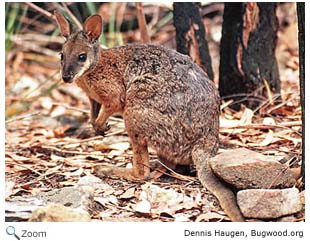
[134,199,151,214]
[120,187,136,199]
[6,152,30,162]
[66,167,84,177]
[239,106,254,125]
[259,130,274,146]
[137,183,200,216]
[196,212,227,222]
[5,181,16,199]
[44,164,63,176]
[95,196,119,206]
[263,117,276,125]
[109,142,130,151]
[94,144,113,151]
[290,167,301,180]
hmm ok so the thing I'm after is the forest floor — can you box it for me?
[5,3,303,222]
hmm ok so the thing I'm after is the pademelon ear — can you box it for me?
[83,15,102,41]
[54,11,71,38]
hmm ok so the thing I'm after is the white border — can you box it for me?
[1,1,308,241]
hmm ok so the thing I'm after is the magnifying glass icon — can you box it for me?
[6,226,20,240]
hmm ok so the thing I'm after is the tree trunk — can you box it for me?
[219,3,280,109]
[297,2,305,187]
[173,2,214,80]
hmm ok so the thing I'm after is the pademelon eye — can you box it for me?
[78,53,87,62]
[59,52,64,61]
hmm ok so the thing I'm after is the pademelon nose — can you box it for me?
[62,75,73,83]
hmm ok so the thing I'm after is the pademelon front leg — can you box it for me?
[89,98,110,136]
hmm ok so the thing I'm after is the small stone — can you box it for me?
[36,186,93,210]
[77,174,102,186]
[29,204,91,222]
[277,215,296,222]
[237,188,302,219]
[209,148,296,189]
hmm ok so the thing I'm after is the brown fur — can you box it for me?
[55,12,244,221]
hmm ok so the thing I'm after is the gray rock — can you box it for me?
[36,186,93,210]
[237,188,302,219]
[6,186,94,221]
[209,148,296,189]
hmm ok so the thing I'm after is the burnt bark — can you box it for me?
[297,2,305,187]
[219,3,280,109]
[173,2,214,80]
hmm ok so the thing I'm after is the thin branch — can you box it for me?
[61,3,83,30]
[51,102,89,114]
[41,145,107,156]
[12,33,64,44]
[136,3,151,43]
[24,2,55,21]
[67,136,104,145]
[266,93,300,114]
[223,121,302,129]
[221,121,302,136]
[10,162,44,177]
[10,36,59,57]
[154,159,196,181]
[5,111,41,124]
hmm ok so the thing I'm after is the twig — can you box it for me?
[136,3,151,43]
[267,156,296,189]
[51,102,89,114]
[105,129,125,137]
[148,6,160,30]
[40,145,107,156]
[263,78,273,105]
[22,53,58,62]
[10,36,59,57]
[115,3,126,31]
[222,121,302,130]
[11,163,44,177]
[12,33,64,44]
[266,93,300,114]
[57,86,88,104]
[5,111,41,124]
[9,162,55,186]
[253,93,282,113]
[220,99,234,110]
[61,3,82,30]
[9,161,58,184]
[221,92,266,101]
[154,159,196,181]
[24,2,55,21]
[69,136,104,144]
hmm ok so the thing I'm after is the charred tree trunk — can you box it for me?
[219,3,280,109]
[173,2,214,80]
[297,2,305,187]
